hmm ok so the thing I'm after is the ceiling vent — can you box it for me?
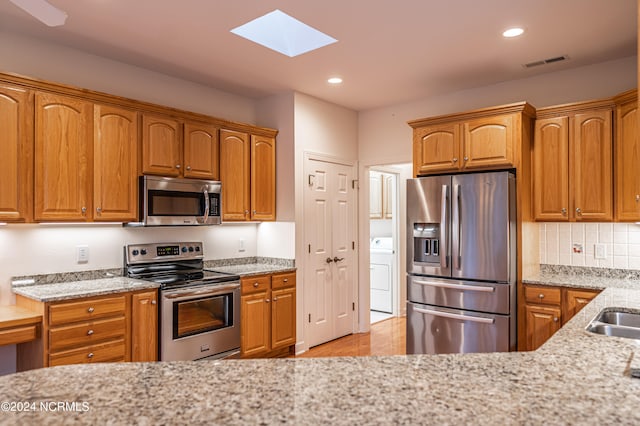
[523,55,569,68]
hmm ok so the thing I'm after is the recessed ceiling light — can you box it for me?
[502,27,525,38]
[328,77,343,84]
[231,9,337,57]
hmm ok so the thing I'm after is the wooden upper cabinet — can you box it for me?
[183,122,219,180]
[141,113,181,177]
[0,84,33,222]
[409,103,533,177]
[251,135,276,221]
[571,109,612,221]
[369,171,383,219]
[413,123,460,175]
[35,92,92,221]
[93,105,138,222]
[220,129,250,220]
[614,91,640,221]
[533,117,570,221]
[463,114,514,170]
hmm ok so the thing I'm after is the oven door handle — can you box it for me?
[163,283,239,300]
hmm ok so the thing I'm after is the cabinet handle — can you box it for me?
[87,307,94,313]
[538,294,545,299]
[452,158,458,163]
[175,164,181,169]
[87,353,94,359]
[333,257,345,263]
[463,156,469,161]
[576,207,582,215]
[87,329,94,336]
[561,208,567,215]
[253,282,259,288]
[186,166,192,171]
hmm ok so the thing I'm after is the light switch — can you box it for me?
[594,243,607,260]
[77,245,89,263]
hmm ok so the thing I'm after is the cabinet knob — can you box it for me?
[283,278,288,283]
[253,210,256,215]
[96,207,102,214]
[538,294,545,299]
[87,329,94,336]
[186,166,192,171]
[87,353,94,359]
[265,299,270,303]
[463,156,469,161]
[273,297,278,302]
[636,194,639,202]
[81,207,87,214]
[175,164,181,169]
[452,158,458,163]
[553,317,559,323]
[87,307,94,313]
[151,300,157,305]
[561,208,567,215]
[576,207,582,215]
[244,210,249,215]
[253,282,259,288]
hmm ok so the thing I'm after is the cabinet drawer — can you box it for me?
[49,339,126,367]
[524,286,561,306]
[49,316,126,352]
[49,295,126,326]
[241,275,271,295]
[0,325,38,346]
[272,272,296,290]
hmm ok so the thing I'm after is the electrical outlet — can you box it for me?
[238,239,245,253]
[594,243,607,260]
[77,245,89,263]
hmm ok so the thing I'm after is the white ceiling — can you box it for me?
[0,0,636,111]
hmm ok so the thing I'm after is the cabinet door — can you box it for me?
[251,135,276,221]
[562,289,599,324]
[141,113,181,177]
[533,117,570,221]
[35,92,92,221]
[463,114,514,170]
[615,99,640,221]
[525,304,561,351]
[93,105,138,221]
[184,122,219,179]
[413,124,460,175]
[0,84,33,222]
[571,110,613,221]
[240,291,270,357]
[369,171,383,219]
[131,290,158,362]
[220,129,250,221]
[271,287,296,350]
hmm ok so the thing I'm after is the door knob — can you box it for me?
[326,257,334,264]
[333,257,345,263]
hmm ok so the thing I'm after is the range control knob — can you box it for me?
[195,246,201,252]
[132,249,139,256]
[182,247,188,253]
[188,246,194,252]
[140,249,147,255]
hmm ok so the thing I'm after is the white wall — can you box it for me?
[256,222,295,259]
[0,31,256,124]
[358,56,637,166]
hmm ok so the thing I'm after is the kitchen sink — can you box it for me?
[586,309,640,340]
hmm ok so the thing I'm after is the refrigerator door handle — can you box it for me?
[413,279,495,293]
[440,184,449,269]
[453,184,462,269]
[413,307,495,324]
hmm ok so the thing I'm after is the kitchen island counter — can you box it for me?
[1,287,639,425]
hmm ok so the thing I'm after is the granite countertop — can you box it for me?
[1,287,640,424]
[207,264,296,277]
[12,277,159,302]
[523,268,640,291]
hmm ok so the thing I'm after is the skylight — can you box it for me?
[230,9,338,58]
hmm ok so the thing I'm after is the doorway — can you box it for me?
[303,154,358,348]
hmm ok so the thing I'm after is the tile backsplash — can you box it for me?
[539,223,640,270]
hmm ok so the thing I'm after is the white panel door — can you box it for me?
[305,157,356,348]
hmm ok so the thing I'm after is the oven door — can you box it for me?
[161,282,240,361]
[142,176,221,226]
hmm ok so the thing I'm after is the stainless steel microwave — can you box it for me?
[134,176,222,226]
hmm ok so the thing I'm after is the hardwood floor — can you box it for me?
[295,316,406,358]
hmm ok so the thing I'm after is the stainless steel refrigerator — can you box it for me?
[406,171,516,354]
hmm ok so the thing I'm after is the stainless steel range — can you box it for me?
[125,242,240,361]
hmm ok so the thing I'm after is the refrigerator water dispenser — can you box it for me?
[413,223,440,263]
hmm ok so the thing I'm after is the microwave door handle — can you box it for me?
[440,185,448,269]
[202,188,210,223]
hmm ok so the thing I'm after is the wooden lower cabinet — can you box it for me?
[240,272,296,358]
[523,284,600,351]
[16,289,158,370]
